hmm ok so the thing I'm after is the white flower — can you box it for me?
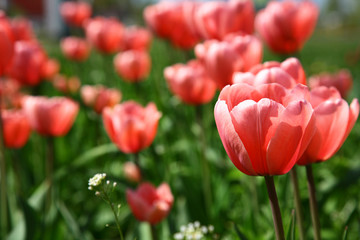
[88,173,106,187]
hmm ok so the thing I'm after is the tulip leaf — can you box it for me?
[58,200,87,240]
[233,223,248,240]
[286,210,295,240]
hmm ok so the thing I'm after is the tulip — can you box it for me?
[81,85,121,114]
[233,57,306,88]
[85,17,123,54]
[22,96,79,136]
[214,82,315,176]
[53,75,80,94]
[192,0,254,40]
[8,41,47,86]
[114,50,151,83]
[256,0,319,54]
[0,11,14,76]
[121,26,152,51]
[11,17,34,41]
[195,32,262,89]
[103,101,161,153]
[60,1,92,27]
[297,87,359,165]
[1,109,31,148]
[61,37,90,61]
[164,60,217,105]
[308,69,353,99]
[126,182,173,225]
[123,161,141,183]
[0,78,24,109]
[41,58,60,80]
[144,1,199,49]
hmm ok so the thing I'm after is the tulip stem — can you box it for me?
[150,224,158,240]
[196,105,212,219]
[0,95,8,238]
[306,164,321,240]
[290,167,306,240]
[264,176,285,240]
[45,137,54,212]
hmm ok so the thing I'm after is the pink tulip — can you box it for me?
[164,60,217,105]
[80,85,121,114]
[233,57,306,88]
[126,182,173,225]
[0,11,14,76]
[2,109,31,148]
[297,87,359,165]
[121,26,152,51]
[192,0,254,40]
[8,41,47,86]
[53,75,80,94]
[195,32,262,89]
[61,37,90,61]
[85,17,124,54]
[22,96,79,136]
[114,50,151,83]
[256,0,319,54]
[144,1,199,49]
[308,69,353,99]
[60,1,92,27]
[102,101,161,153]
[214,82,315,175]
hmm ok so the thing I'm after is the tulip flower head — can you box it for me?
[11,17,34,41]
[22,96,79,136]
[297,86,359,165]
[1,109,31,148]
[85,17,124,54]
[121,26,152,51]
[256,0,319,54]
[233,57,306,88]
[308,69,353,99]
[0,11,14,76]
[80,85,121,114]
[102,101,161,153]
[41,58,60,80]
[61,37,90,61]
[164,60,217,105]
[114,50,151,83]
[126,182,173,225]
[53,75,81,94]
[123,161,141,183]
[214,83,316,175]
[60,1,92,27]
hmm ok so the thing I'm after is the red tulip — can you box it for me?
[233,57,306,88]
[80,85,121,114]
[41,58,60,80]
[297,87,359,165]
[11,17,34,41]
[164,60,217,105]
[53,74,80,94]
[61,37,90,61]
[126,182,173,225]
[2,109,31,148]
[102,101,161,153]
[85,17,124,54]
[0,78,24,109]
[308,69,353,98]
[22,96,79,136]
[0,11,14,76]
[60,1,92,27]
[214,82,315,175]
[195,32,262,89]
[256,0,319,54]
[123,161,141,183]
[114,50,151,82]
[8,41,47,86]
[192,0,254,40]
[121,26,152,51]
[144,1,199,49]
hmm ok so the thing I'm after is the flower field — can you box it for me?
[1,1,360,240]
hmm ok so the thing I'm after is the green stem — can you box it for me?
[11,149,23,197]
[195,105,212,219]
[306,164,321,240]
[264,176,285,240]
[103,190,124,240]
[0,94,8,238]
[45,137,54,212]
[150,224,158,240]
[290,167,306,240]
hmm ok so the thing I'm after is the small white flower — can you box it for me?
[194,221,200,228]
[174,233,184,240]
[201,226,208,234]
[113,182,117,187]
[88,173,107,187]
[106,180,110,185]
[180,226,187,232]
[208,225,214,232]
[95,191,101,196]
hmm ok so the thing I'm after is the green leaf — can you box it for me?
[286,210,295,240]
[233,223,248,240]
[342,226,348,240]
[58,201,86,240]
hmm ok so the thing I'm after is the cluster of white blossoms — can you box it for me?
[88,173,107,190]
[173,221,215,240]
